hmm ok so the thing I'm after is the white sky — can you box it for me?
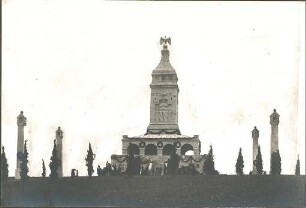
[2,1,305,176]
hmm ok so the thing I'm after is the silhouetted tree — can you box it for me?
[235,148,244,175]
[49,140,60,179]
[1,146,9,181]
[166,150,180,175]
[126,153,141,176]
[203,145,219,175]
[295,155,300,175]
[254,146,263,175]
[42,159,46,177]
[20,140,29,181]
[85,143,95,177]
[177,164,199,175]
[270,150,281,174]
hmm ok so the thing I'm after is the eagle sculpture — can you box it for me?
[160,36,171,45]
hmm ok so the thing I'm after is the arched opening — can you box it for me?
[163,144,176,155]
[185,150,194,155]
[145,144,157,155]
[181,144,194,155]
[127,144,140,155]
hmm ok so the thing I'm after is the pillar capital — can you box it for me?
[252,126,259,139]
[270,109,280,125]
[17,111,27,126]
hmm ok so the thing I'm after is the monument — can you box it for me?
[251,126,259,174]
[270,109,280,168]
[111,37,205,174]
[55,127,63,177]
[15,111,27,179]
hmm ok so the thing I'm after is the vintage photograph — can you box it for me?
[1,1,305,207]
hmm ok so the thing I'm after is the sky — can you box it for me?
[2,0,305,176]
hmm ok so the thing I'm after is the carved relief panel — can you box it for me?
[151,89,178,124]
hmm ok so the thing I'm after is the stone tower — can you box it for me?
[55,127,63,177]
[112,37,204,174]
[252,126,259,174]
[270,109,280,165]
[16,111,27,179]
[147,38,180,134]
[270,109,279,153]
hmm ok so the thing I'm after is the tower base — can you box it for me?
[147,124,180,134]
[15,168,21,180]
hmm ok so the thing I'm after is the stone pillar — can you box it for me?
[157,148,162,156]
[193,148,200,155]
[140,148,145,155]
[194,135,200,155]
[252,126,259,174]
[122,135,128,155]
[270,109,280,168]
[15,111,27,179]
[55,127,63,177]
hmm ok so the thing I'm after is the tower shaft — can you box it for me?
[56,127,63,177]
[253,138,258,174]
[271,124,279,154]
[147,43,180,134]
[252,126,259,174]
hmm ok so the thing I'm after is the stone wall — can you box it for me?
[111,154,206,174]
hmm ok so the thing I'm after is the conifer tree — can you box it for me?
[49,140,60,179]
[126,153,141,176]
[295,155,300,175]
[203,145,218,175]
[270,150,281,175]
[254,146,263,175]
[20,140,29,181]
[42,159,46,177]
[85,143,95,177]
[167,150,180,175]
[235,147,244,175]
[1,146,9,181]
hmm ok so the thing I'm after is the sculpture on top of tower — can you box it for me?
[270,109,280,125]
[160,36,171,45]
[252,126,259,139]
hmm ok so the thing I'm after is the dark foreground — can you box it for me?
[1,175,305,207]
